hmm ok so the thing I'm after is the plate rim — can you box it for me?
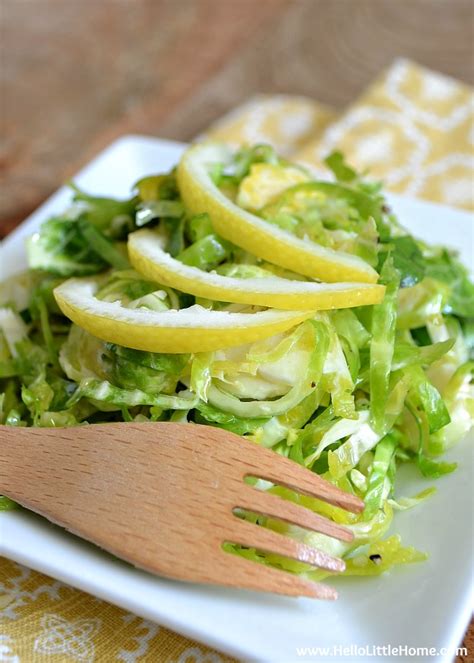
[1,134,473,663]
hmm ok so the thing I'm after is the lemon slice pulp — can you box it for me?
[177,143,379,284]
[236,163,310,210]
[128,229,385,310]
[54,279,316,353]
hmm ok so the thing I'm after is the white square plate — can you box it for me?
[1,136,473,663]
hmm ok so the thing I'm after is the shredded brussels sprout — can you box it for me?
[2,146,472,581]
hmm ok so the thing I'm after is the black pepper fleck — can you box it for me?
[369,554,382,564]
[311,381,316,388]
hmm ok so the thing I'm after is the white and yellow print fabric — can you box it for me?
[204,58,474,210]
[1,59,472,663]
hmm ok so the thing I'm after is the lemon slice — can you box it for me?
[177,143,379,284]
[54,279,315,353]
[237,163,310,210]
[128,229,385,310]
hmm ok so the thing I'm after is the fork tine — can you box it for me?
[218,551,339,599]
[236,486,353,542]
[240,443,364,513]
[230,519,345,573]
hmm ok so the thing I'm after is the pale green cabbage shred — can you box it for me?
[1,145,472,580]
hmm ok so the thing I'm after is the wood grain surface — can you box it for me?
[0,0,472,658]
[1,0,473,237]
[0,421,363,599]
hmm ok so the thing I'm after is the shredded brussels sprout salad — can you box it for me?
[1,144,473,582]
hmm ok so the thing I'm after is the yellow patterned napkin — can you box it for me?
[199,93,335,157]
[203,58,473,210]
[1,59,472,663]
[295,59,474,210]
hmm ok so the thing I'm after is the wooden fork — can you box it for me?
[0,422,363,599]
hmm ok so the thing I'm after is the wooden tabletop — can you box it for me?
[1,0,472,657]
[1,0,473,239]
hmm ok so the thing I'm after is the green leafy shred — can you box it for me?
[2,146,472,584]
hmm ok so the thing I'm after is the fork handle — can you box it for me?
[0,425,113,523]
[1,425,55,502]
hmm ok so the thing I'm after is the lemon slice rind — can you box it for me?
[177,143,379,284]
[54,279,315,353]
[128,229,385,310]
